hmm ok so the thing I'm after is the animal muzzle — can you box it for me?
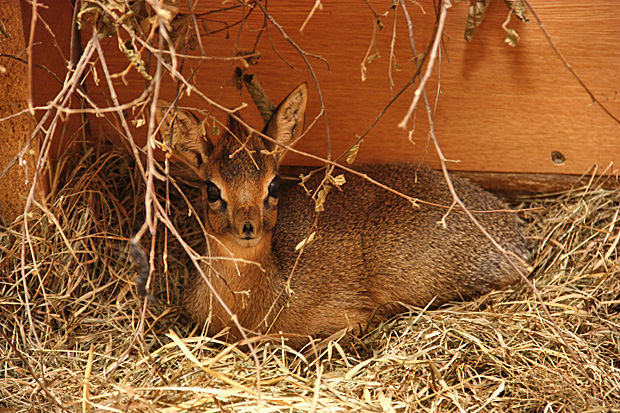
[233,205,261,240]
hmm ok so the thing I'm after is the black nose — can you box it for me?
[242,223,255,237]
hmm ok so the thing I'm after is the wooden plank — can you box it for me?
[70,1,619,187]
[279,166,620,199]
[21,0,82,152]
[18,0,85,198]
[452,171,620,195]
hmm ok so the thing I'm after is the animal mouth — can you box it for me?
[235,235,261,248]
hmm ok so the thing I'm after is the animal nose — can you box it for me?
[234,204,260,239]
[242,222,255,237]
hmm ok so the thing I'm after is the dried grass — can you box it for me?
[1,149,620,412]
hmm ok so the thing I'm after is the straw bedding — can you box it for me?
[1,149,619,412]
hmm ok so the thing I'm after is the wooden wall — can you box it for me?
[17,1,620,193]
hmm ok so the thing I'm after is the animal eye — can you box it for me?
[268,175,281,199]
[205,180,221,203]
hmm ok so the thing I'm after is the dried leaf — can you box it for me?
[169,14,197,53]
[139,15,155,35]
[118,39,152,80]
[315,186,331,212]
[332,174,346,187]
[129,240,152,300]
[243,73,276,123]
[153,0,178,28]
[77,0,125,36]
[464,0,490,42]
[504,28,520,47]
[233,67,244,91]
[98,16,119,39]
[129,0,151,22]
[238,50,260,66]
[295,231,316,251]
[133,118,146,128]
[504,0,529,22]
[108,0,125,11]
[366,53,381,64]
[345,138,363,164]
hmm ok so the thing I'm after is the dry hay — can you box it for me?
[1,150,619,412]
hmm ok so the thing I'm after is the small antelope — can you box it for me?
[156,84,530,349]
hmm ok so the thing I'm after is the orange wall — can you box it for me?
[27,1,620,180]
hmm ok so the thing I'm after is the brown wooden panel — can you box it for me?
[75,1,619,181]
[280,166,620,199]
[21,0,83,156]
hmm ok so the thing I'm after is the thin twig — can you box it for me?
[300,0,322,33]
[398,0,451,129]
[402,0,599,399]
[388,6,398,97]
[0,53,63,84]
[522,0,620,126]
[253,1,332,162]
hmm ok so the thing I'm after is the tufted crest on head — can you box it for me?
[210,116,275,184]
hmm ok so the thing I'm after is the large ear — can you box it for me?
[225,112,250,144]
[262,83,308,162]
[154,100,213,180]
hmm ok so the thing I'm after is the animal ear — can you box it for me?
[263,83,308,162]
[154,100,213,180]
[225,113,249,143]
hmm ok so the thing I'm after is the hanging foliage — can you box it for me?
[464,0,528,43]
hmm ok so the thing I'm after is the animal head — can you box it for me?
[155,83,308,251]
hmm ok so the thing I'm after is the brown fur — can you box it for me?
[156,84,531,349]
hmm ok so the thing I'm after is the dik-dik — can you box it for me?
[156,84,530,349]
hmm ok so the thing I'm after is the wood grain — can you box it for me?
[30,1,620,190]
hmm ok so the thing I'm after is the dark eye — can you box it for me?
[268,175,281,199]
[206,180,221,203]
